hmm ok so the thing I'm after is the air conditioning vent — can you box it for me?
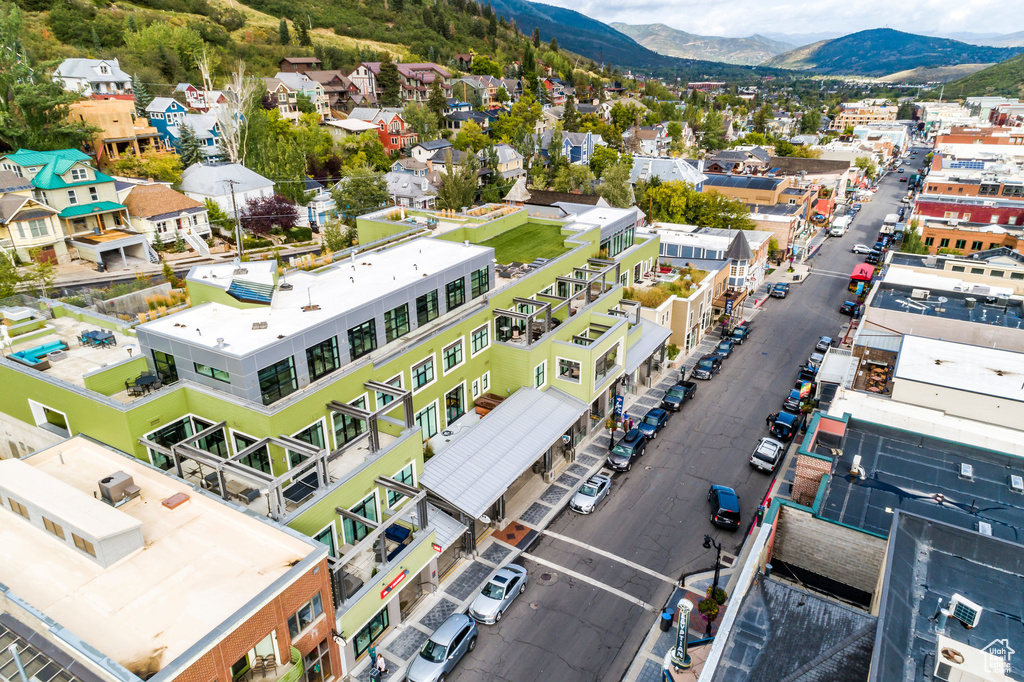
[978,521,992,536]
[911,288,931,299]
[950,594,982,628]
[98,471,140,507]
[1010,475,1024,493]
[959,463,974,480]
[934,661,952,681]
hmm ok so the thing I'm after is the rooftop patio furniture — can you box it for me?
[250,656,264,680]
[262,654,276,676]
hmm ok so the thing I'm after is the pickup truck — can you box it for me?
[660,381,697,411]
[729,324,752,344]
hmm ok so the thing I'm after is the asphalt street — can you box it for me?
[449,149,921,682]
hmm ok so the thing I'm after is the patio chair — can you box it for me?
[250,656,264,680]
[262,654,276,677]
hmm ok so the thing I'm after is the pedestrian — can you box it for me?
[374,654,389,676]
[765,413,772,428]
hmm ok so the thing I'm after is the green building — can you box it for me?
[0,202,668,675]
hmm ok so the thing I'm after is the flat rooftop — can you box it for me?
[871,512,1024,682]
[0,436,320,678]
[895,335,1024,404]
[144,238,492,356]
[869,281,1024,330]
[818,420,1024,542]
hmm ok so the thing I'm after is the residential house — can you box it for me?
[120,182,211,249]
[391,158,429,177]
[145,97,188,132]
[452,75,500,107]
[385,172,437,209]
[534,130,594,165]
[349,62,451,104]
[0,149,151,269]
[264,72,328,122]
[628,156,707,188]
[279,56,322,73]
[0,170,66,263]
[301,177,337,229]
[452,53,474,71]
[410,140,452,164]
[443,99,474,116]
[146,99,222,160]
[178,162,275,218]
[68,99,165,169]
[500,78,523,102]
[542,79,566,105]
[0,435,341,682]
[444,110,490,132]
[705,146,770,174]
[623,126,669,157]
[348,108,418,154]
[52,58,132,100]
[323,118,378,144]
[480,143,525,182]
[305,71,364,115]
[172,82,229,112]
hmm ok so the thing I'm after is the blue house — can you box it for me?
[145,98,221,160]
[145,98,188,139]
[535,130,593,166]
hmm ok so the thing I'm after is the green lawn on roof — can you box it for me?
[480,222,570,265]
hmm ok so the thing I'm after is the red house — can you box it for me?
[348,107,418,153]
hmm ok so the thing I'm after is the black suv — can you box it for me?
[692,354,723,380]
[606,429,648,472]
[661,381,697,412]
[708,485,741,530]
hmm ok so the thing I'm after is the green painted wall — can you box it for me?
[8,318,45,336]
[51,303,132,334]
[83,357,149,396]
[186,280,267,309]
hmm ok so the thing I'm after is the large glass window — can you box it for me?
[194,362,230,383]
[412,357,435,390]
[232,432,271,474]
[353,607,389,659]
[333,396,367,448]
[534,361,546,388]
[290,421,326,468]
[193,417,229,459]
[287,593,324,637]
[387,463,416,507]
[376,374,402,408]
[343,493,378,544]
[471,324,489,354]
[258,357,297,405]
[152,350,178,385]
[471,267,489,298]
[347,319,377,361]
[415,402,438,440]
[305,337,339,381]
[445,384,465,425]
[558,358,581,383]
[442,340,463,372]
[595,345,619,384]
[416,290,439,326]
[146,417,195,470]
[384,304,410,343]
[445,277,465,311]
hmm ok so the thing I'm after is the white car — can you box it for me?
[750,437,785,473]
[852,244,872,254]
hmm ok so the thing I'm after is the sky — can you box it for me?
[537,0,1024,40]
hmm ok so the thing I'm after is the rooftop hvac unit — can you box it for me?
[933,636,1009,682]
[911,288,931,300]
[98,471,140,507]
[949,593,983,629]
[1010,475,1024,493]
[959,463,974,480]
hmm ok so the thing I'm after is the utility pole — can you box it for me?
[228,180,244,264]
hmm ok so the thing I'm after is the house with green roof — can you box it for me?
[0,149,154,269]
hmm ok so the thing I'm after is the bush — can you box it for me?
[697,597,720,621]
[285,226,313,243]
[707,586,728,605]
[666,344,680,360]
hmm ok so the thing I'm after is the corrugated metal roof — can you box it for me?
[817,347,857,386]
[420,387,586,519]
[625,319,672,374]
[402,503,466,550]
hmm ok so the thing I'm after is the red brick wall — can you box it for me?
[915,200,1024,226]
[173,558,339,682]
[792,454,832,506]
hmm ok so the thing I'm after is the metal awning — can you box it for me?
[401,503,467,550]
[420,387,586,519]
[624,318,672,374]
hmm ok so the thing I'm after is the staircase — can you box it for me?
[144,240,160,264]
[183,231,210,257]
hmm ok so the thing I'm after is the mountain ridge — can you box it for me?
[610,22,792,65]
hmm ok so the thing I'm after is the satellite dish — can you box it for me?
[937,296,948,303]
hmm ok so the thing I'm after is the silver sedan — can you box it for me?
[569,474,612,514]
[467,564,529,624]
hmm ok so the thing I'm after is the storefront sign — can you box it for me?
[431,543,442,553]
[725,299,734,315]
[614,395,624,417]
[380,569,408,599]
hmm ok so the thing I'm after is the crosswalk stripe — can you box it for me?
[520,552,658,612]
[540,530,678,586]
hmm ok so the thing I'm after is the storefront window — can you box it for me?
[303,640,333,682]
[353,607,389,659]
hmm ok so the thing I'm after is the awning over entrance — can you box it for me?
[624,318,671,374]
[402,503,467,550]
[420,387,586,519]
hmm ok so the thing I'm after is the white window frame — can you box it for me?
[414,399,440,440]
[313,520,338,558]
[556,356,582,384]
[70,167,87,181]
[481,371,490,392]
[387,462,417,509]
[375,373,404,410]
[332,393,369,451]
[288,416,330,468]
[444,380,468,429]
[342,490,380,546]
[441,338,465,376]
[28,399,70,437]
[66,189,78,205]
[471,378,480,398]
[469,322,490,357]
[410,352,437,395]
[534,360,547,389]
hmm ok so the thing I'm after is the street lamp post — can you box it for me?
[703,534,723,598]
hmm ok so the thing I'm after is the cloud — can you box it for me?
[539,0,1024,37]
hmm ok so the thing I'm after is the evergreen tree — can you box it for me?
[549,37,558,52]
[488,12,497,38]
[132,74,152,117]
[278,18,290,45]
[296,21,312,47]
[532,27,540,47]
[428,79,447,121]
[562,93,579,132]
[392,0,403,10]
[378,55,402,107]
[177,125,204,168]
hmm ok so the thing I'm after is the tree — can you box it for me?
[470,55,501,79]
[322,221,351,252]
[589,146,620,179]
[403,102,439,142]
[108,149,184,184]
[562,93,580,133]
[549,37,558,52]
[175,124,204,168]
[205,199,233,236]
[278,18,290,45]
[547,124,565,170]
[667,120,683,144]
[854,156,877,179]
[27,250,56,298]
[643,181,754,229]
[799,108,820,135]
[896,101,915,121]
[700,110,728,150]
[752,104,772,134]
[296,21,312,47]
[552,164,595,194]
[902,219,929,255]
[378,55,402,107]
[532,27,540,47]
[295,92,317,114]
[332,164,390,219]
[435,151,478,211]
[0,253,23,299]
[453,120,489,153]
[132,74,152,117]
[241,194,299,235]
[428,80,447,121]
[596,162,632,208]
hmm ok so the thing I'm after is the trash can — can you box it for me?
[660,608,674,632]
[792,274,799,281]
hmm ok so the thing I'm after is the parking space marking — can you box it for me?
[520,552,658,612]
[539,529,678,586]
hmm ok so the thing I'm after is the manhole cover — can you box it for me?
[537,572,558,585]
[529,602,539,610]
[645,466,653,470]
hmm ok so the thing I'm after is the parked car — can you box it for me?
[853,203,862,211]
[852,244,872,254]
[729,325,751,345]
[808,351,825,368]
[865,252,881,265]
[637,408,669,439]
[783,389,803,413]
[897,168,904,173]
[708,485,741,530]
[899,176,907,183]
[815,336,833,352]
[839,301,859,316]
[661,382,697,412]
[750,437,785,473]
[607,429,648,472]
[770,282,790,298]
[797,363,819,383]
[568,474,612,514]
[467,565,529,623]
[715,339,735,359]
[692,354,723,380]
[769,411,801,442]
[407,614,478,682]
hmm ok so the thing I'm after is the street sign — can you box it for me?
[725,299,734,315]
[614,395,624,417]
[562,434,571,444]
